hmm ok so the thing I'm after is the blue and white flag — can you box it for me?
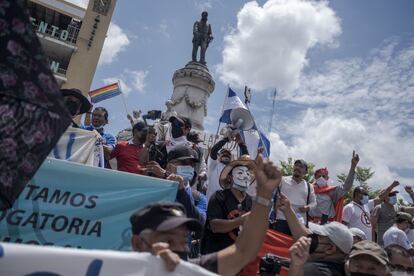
[49,127,104,167]
[219,87,248,124]
[258,130,271,158]
[241,129,271,159]
[219,87,271,158]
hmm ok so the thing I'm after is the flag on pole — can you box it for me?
[219,87,249,124]
[219,87,271,158]
[88,82,121,103]
[258,130,271,158]
[242,129,271,159]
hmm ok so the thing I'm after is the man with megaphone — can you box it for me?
[205,105,255,200]
[205,132,249,201]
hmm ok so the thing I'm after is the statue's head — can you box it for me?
[165,100,173,110]
[201,11,208,20]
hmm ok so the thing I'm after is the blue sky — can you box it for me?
[70,0,414,198]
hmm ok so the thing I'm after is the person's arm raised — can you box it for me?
[216,155,282,276]
[404,186,414,206]
[340,151,359,195]
[277,193,312,241]
[374,181,399,206]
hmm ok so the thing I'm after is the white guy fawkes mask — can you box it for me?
[232,166,252,192]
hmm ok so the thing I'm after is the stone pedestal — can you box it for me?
[166,61,215,130]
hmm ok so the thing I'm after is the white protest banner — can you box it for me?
[0,242,217,276]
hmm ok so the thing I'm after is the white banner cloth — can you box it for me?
[0,242,217,276]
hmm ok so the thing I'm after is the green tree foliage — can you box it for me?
[279,157,315,183]
[338,167,377,204]
[398,198,408,207]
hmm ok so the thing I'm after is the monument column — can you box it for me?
[167,61,215,130]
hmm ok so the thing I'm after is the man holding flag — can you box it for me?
[83,107,116,147]
[82,107,116,168]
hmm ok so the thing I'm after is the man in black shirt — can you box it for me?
[130,154,282,275]
[202,155,255,254]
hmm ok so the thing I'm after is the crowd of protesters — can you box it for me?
[1,2,414,275]
[57,90,414,275]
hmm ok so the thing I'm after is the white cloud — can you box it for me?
[158,21,170,38]
[103,77,131,94]
[103,69,149,96]
[284,39,414,126]
[99,22,130,65]
[266,39,414,191]
[125,69,149,93]
[65,0,88,8]
[268,110,414,190]
[194,0,213,11]
[217,0,341,91]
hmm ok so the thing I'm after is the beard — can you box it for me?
[293,169,301,178]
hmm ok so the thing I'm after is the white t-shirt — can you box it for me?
[406,229,414,243]
[276,176,316,223]
[205,158,225,202]
[342,200,375,241]
[383,225,413,250]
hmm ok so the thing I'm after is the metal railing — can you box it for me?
[56,67,67,76]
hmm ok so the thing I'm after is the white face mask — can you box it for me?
[388,195,397,205]
[232,166,252,192]
[361,195,369,205]
[316,176,328,187]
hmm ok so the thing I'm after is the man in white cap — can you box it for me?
[349,227,367,244]
[278,193,353,275]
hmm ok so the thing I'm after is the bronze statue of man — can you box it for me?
[192,11,213,65]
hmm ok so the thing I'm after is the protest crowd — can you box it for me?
[1,1,414,276]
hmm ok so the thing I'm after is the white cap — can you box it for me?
[349,227,367,240]
[308,222,353,254]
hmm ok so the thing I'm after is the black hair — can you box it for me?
[132,121,148,135]
[353,186,365,198]
[181,117,192,129]
[94,107,109,122]
[147,126,156,134]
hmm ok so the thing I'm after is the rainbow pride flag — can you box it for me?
[88,82,121,103]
